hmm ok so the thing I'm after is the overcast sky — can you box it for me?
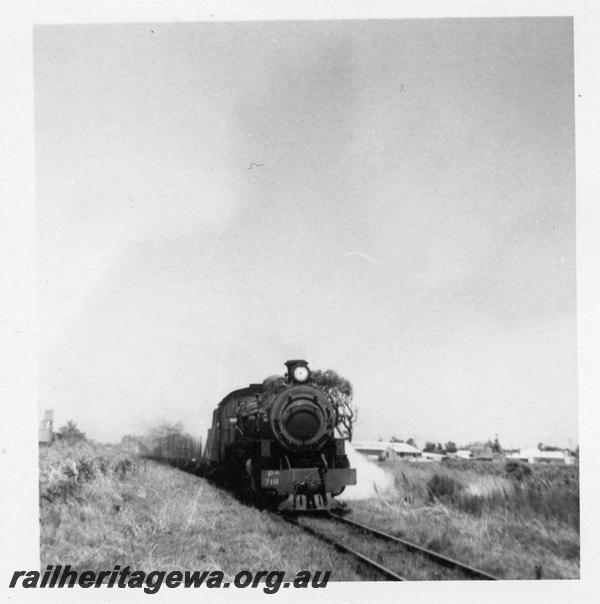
[35,18,576,448]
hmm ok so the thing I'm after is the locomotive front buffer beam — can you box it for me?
[261,468,357,511]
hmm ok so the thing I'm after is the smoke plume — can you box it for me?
[339,443,395,500]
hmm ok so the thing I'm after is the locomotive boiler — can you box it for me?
[201,360,356,511]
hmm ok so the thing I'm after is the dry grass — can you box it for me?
[348,460,579,580]
[40,442,579,580]
[39,440,363,580]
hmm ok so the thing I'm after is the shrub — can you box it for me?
[457,494,485,516]
[56,420,86,444]
[504,460,532,482]
[426,473,464,503]
[39,441,139,503]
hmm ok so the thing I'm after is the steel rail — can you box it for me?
[278,513,406,581]
[328,511,498,581]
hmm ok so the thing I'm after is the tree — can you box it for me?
[57,420,86,443]
[491,437,502,454]
[390,436,404,443]
[406,437,417,448]
[262,375,286,398]
[436,442,445,453]
[311,369,357,441]
[121,434,149,455]
[424,441,436,452]
[445,441,457,453]
[147,421,186,439]
[139,421,197,450]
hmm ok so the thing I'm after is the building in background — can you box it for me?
[507,447,575,465]
[455,449,473,459]
[39,409,54,445]
[353,441,422,461]
[421,451,448,462]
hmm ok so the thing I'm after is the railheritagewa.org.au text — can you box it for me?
[9,565,331,594]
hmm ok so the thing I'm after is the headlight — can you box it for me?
[293,366,309,382]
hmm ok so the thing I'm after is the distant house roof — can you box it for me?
[421,451,447,461]
[389,442,421,455]
[509,448,572,460]
[455,450,472,458]
[353,441,421,455]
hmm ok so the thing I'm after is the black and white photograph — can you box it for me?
[2,2,599,601]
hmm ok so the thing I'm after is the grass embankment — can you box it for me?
[349,460,579,580]
[40,442,579,580]
[39,440,362,580]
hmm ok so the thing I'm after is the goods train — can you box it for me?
[150,360,357,511]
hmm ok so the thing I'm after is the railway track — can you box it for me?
[278,511,498,581]
[279,513,406,580]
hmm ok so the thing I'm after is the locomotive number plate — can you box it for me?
[263,470,280,486]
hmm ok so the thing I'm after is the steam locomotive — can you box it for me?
[151,360,356,511]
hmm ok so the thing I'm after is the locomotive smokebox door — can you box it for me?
[284,359,310,384]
